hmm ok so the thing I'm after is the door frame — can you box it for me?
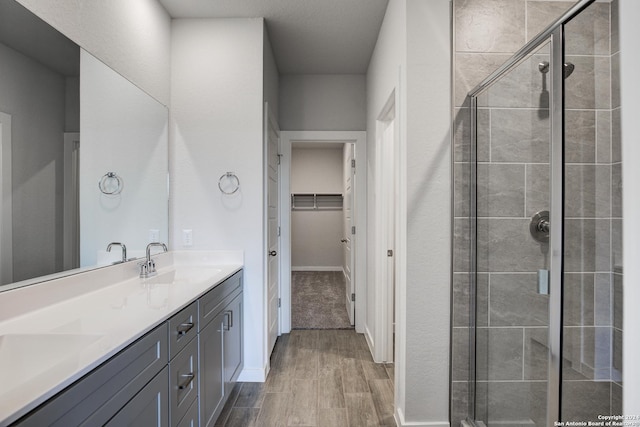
[0,112,12,285]
[279,131,367,334]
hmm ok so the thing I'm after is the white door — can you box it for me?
[0,112,13,286]
[265,104,280,356]
[382,120,396,362]
[343,143,356,325]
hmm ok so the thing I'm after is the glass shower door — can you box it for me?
[472,38,553,426]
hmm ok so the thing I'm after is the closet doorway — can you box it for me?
[279,131,366,334]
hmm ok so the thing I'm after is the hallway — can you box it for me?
[215,329,395,426]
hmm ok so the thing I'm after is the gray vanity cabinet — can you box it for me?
[198,270,243,427]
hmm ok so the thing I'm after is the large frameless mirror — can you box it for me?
[0,0,168,291]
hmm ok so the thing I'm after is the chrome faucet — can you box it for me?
[107,242,127,263]
[139,242,168,278]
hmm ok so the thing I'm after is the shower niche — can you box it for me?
[452,0,622,425]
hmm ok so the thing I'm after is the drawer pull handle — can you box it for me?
[223,311,232,331]
[177,322,194,335]
[178,373,195,390]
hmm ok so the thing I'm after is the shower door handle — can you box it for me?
[537,269,550,295]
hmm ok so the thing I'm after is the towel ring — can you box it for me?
[99,172,123,195]
[218,172,240,195]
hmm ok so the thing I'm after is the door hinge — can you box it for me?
[278,298,281,308]
[351,293,356,302]
[277,153,282,165]
[351,226,356,235]
[351,159,356,168]
[387,249,393,257]
[277,226,281,237]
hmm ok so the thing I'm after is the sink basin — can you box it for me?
[143,267,223,285]
[0,333,102,388]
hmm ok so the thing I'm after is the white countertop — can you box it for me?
[0,251,243,426]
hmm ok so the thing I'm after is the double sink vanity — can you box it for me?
[0,251,244,427]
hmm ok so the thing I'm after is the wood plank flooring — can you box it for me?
[215,329,396,427]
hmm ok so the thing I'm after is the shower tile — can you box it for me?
[486,54,546,109]
[523,327,548,381]
[564,164,611,218]
[596,110,611,164]
[563,327,612,381]
[489,273,548,327]
[611,382,622,414]
[477,163,525,218]
[594,273,612,327]
[612,107,621,163]
[451,381,470,427]
[565,109,596,164]
[454,163,470,218]
[455,53,511,107]
[453,272,488,327]
[612,163,622,218]
[563,273,595,327]
[454,218,471,273]
[612,219,622,268]
[564,2,611,56]
[452,327,470,381]
[612,52,621,109]
[455,0,526,53]
[483,381,547,426]
[526,1,573,42]
[476,328,524,381]
[477,218,548,273]
[525,163,549,218]
[565,55,611,110]
[562,381,611,422]
[612,0,620,54]
[613,328,623,382]
[563,219,611,273]
[453,108,471,162]
[490,109,550,163]
[613,272,623,330]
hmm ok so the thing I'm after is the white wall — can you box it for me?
[0,42,66,282]
[619,0,640,415]
[16,0,171,106]
[279,74,366,131]
[170,18,267,381]
[366,0,451,425]
[291,146,343,269]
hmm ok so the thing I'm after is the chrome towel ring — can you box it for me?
[218,172,240,195]
[99,172,124,195]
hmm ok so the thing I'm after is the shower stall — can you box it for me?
[452,0,622,425]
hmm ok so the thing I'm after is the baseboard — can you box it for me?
[291,266,342,272]
[237,366,267,382]
[395,407,450,427]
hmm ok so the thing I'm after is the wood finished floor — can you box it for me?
[215,329,396,427]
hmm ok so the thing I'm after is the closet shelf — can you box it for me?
[291,193,343,211]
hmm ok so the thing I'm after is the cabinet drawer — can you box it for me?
[169,338,198,427]
[199,271,242,331]
[168,301,198,360]
[16,324,168,427]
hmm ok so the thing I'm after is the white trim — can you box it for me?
[237,366,268,382]
[291,266,342,272]
[395,407,450,427]
[280,131,367,334]
[0,112,13,286]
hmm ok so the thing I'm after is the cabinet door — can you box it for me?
[105,367,169,427]
[199,312,225,427]
[223,292,243,392]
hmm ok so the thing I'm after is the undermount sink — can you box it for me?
[142,267,223,285]
[0,333,102,388]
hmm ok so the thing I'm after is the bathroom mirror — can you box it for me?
[0,1,169,291]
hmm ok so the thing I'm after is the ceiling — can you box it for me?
[157,0,389,74]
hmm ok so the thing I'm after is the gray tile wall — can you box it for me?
[451,1,623,425]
